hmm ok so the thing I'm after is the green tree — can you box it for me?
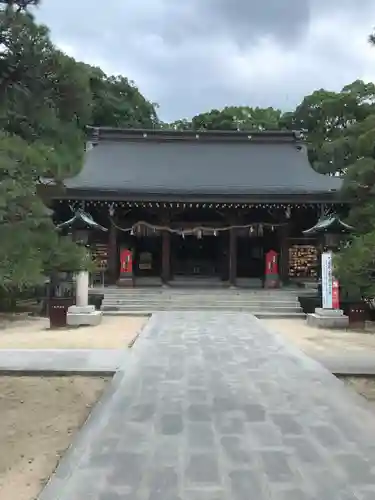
[0,0,40,13]
[316,113,375,179]
[283,82,375,173]
[161,118,192,130]
[0,132,90,289]
[87,66,159,128]
[330,81,375,297]
[0,2,90,291]
[335,232,375,300]
[338,115,375,231]
[0,4,91,177]
[191,106,282,131]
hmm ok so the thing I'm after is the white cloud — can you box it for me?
[36,0,375,121]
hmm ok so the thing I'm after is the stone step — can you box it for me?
[102,310,306,319]
[103,295,298,304]
[99,292,298,301]
[254,311,305,319]
[102,298,300,309]
[100,288,304,318]
[101,304,302,313]
[94,286,303,292]
[102,299,300,306]
[101,294,299,299]
[102,286,298,290]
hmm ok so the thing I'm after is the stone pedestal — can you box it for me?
[67,305,103,326]
[307,307,348,329]
[67,271,103,326]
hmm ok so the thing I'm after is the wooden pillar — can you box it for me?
[279,222,290,285]
[161,212,171,284]
[108,217,118,284]
[162,230,171,283]
[229,227,237,286]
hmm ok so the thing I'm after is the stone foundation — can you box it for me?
[67,305,103,327]
[307,307,348,329]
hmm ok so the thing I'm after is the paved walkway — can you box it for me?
[1,348,375,377]
[0,349,123,374]
[36,312,375,499]
[310,353,375,376]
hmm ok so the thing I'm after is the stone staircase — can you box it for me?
[99,287,305,318]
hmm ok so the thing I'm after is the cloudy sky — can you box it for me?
[36,1,375,122]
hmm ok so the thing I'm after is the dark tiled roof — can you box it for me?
[63,128,342,199]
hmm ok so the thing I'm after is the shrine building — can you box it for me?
[49,127,344,287]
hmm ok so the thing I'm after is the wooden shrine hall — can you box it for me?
[49,127,344,287]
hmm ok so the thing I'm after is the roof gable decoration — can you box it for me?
[303,215,353,235]
[56,208,108,232]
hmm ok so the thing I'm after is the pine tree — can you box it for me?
[0,1,90,291]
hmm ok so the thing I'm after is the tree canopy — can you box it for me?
[331,35,375,298]
[0,0,158,291]
[163,81,375,177]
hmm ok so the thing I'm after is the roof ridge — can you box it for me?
[87,126,303,144]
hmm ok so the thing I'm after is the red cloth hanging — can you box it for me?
[120,248,133,274]
[264,250,280,288]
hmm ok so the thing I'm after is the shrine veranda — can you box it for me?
[47,127,346,287]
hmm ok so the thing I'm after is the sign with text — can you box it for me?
[321,251,333,309]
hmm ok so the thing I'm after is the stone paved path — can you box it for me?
[309,353,375,376]
[39,313,375,500]
[0,349,123,374]
[1,348,375,376]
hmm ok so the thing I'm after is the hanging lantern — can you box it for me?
[197,229,202,239]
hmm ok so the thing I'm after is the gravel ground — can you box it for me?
[0,376,109,500]
[0,316,148,350]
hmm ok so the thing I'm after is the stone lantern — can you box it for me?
[302,214,353,251]
[303,214,353,329]
[56,209,107,327]
[57,208,108,242]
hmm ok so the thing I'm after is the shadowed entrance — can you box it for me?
[172,234,222,278]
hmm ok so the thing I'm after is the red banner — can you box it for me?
[332,278,340,309]
[120,248,133,275]
[264,250,280,288]
[265,250,279,277]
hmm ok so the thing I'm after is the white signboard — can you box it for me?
[321,251,333,309]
